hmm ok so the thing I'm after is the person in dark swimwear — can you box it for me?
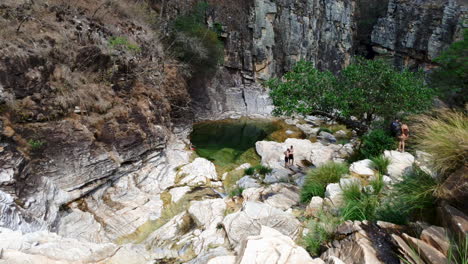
[289,146,294,166]
[284,148,290,167]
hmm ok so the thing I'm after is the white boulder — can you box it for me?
[178,158,218,186]
[169,186,191,203]
[350,159,375,176]
[237,176,261,189]
[384,151,415,180]
[223,202,301,251]
[237,226,318,264]
[306,196,324,217]
[325,183,343,207]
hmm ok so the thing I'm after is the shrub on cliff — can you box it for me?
[170,2,224,75]
[267,58,435,135]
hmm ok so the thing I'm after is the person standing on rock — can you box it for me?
[289,146,294,166]
[398,124,410,152]
[284,148,290,167]
[390,119,401,138]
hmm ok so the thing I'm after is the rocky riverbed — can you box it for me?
[2,116,466,264]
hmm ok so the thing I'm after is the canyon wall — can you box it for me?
[158,0,466,119]
[0,0,466,239]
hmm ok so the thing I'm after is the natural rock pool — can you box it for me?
[190,118,304,168]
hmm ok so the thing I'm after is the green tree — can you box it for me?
[430,29,468,107]
[267,58,434,135]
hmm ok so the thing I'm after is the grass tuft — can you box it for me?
[244,167,255,175]
[302,211,342,256]
[229,187,244,197]
[370,155,391,175]
[413,110,468,177]
[300,162,348,202]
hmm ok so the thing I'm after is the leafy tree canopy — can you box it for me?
[267,58,435,135]
[430,29,468,107]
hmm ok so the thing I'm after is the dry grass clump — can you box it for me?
[412,110,468,177]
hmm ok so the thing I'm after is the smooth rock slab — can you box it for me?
[325,183,343,207]
[179,158,218,186]
[306,196,324,217]
[349,159,375,176]
[384,150,415,180]
[237,226,317,264]
[169,186,191,203]
[237,176,261,189]
[222,201,301,251]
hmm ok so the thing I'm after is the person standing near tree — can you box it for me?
[398,124,410,152]
[390,119,401,138]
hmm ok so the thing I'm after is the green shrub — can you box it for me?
[340,183,379,221]
[359,129,396,159]
[170,2,224,75]
[244,167,255,175]
[300,162,348,202]
[376,166,438,224]
[28,139,45,150]
[370,155,391,175]
[108,36,141,52]
[256,165,273,175]
[229,187,244,197]
[413,110,468,177]
[317,127,333,135]
[302,211,342,256]
[369,173,385,195]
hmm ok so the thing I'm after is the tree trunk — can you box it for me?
[310,111,369,136]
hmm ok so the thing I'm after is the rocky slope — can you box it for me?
[0,0,191,233]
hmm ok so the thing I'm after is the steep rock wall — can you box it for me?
[0,0,191,232]
[370,0,467,69]
[161,0,356,119]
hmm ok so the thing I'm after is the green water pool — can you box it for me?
[190,118,280,167]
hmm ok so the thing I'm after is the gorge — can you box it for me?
[0,0,467,263]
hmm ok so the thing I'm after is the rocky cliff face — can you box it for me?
[160,0,356,119]
[159,0,466,119]
[0,0,191,233]
[371,0,467,70]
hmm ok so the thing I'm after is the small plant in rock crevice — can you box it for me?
[28,139,45,150]
[244,167,255,175]
[255,165,273,176]
[229,187,244,197]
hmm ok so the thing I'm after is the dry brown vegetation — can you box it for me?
[0,0,191,157]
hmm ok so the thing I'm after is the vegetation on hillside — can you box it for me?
[430,29,468,107]
[267,58,435,135]
[169,1,224,76]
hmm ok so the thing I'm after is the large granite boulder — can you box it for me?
[237,226,321,264]
[255,139,341,169]
[384,150,415,180]
[222,201,301,251]
[178,158,218,186]
[0,227,151,264]
[349,159,375,177]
